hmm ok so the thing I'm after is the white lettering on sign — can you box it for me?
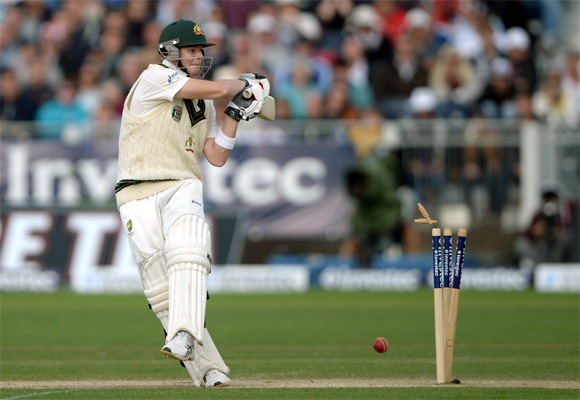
[235,158,279,206]
[65,212,120,273]
[2,143,330,208]
[203,157,327,207]
[2,143,117,206]
[4,144,28,204]
[0,211,54,270]
[77,159,118,202]
[279,158,326,205]
[32,158,79,205]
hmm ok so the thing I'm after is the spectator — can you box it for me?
[502,27,538,93]
[273,36,333,95]
[212,32,264,81]
[275,58,324,119]
[155,0,213,29]
[514,90,537,121]
[92,102,121,142]
[274,0,323,48]
[373,0,407,44]
[99,78,125,117]
[339,35,375,115]
[36,8,72,63]
[461,117,511,220]
[429,44,481,118]
[400,87,445,203]
[0,68,37,122]
[0,6,22,71]
[56,0,92,79]
[14,0,51,44]
[34,79,90,140]
[476,57,517,119]
[515,0,563,52]
[76,62,104,117]
[214,0,261,31]
[202,21,230,78]
[75,0,106,49]
[314,0,353,51]
[340,141,417,266]
[99,11,128,77]
[532,68,579,127]
[139,20,164,66]
[323,63,356,120]
[212,31,265,121]
[12,42,62,91]
[562,50,580,109]
[116,49,146,96]
[343,4,392,66]
[370,32,428,119]
[247,12,289,77]
[404,7,448,73]
[447,0,487,61]
[473,19,502,86]
[429,0,461,26]
[121,0,154,48]
[515,182,577,268]
[347,108,384,156]
[20,53,56,114]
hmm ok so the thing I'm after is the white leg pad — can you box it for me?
[165,214,212,345]
[141,251,228,387]
[167,263,207,344]
[142,251,170,319]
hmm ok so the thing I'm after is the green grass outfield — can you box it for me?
[1,289,578,399]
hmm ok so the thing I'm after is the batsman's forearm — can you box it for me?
[176,79,245,101]
[203,118,238,167]
[217,79,246,99]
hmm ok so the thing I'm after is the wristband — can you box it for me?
[214,129,236,150]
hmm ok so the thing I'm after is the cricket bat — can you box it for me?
[258,96,275,121]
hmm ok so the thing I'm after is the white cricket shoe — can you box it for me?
[160,331,194,361]
[204,369,230,387]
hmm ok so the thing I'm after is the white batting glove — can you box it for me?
[239,73,270,98]
[229,75,269,121]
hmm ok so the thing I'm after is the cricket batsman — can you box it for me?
[115,19,272,387]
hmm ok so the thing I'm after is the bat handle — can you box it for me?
[243,88,252,99]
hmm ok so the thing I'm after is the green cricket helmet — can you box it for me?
[158,19,215,78]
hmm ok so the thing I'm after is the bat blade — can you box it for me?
[257,96,275,121]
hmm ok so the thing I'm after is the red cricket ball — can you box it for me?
[373,337,389,353]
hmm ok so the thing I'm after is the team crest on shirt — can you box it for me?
[193,24,204,36]
[185,136,194,153]
[172,106,182,122]
[127,220,134,236]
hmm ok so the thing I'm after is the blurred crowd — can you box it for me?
[1,0,579,141]
[0,0,578,266]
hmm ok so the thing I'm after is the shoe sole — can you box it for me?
[160,347,194,362]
